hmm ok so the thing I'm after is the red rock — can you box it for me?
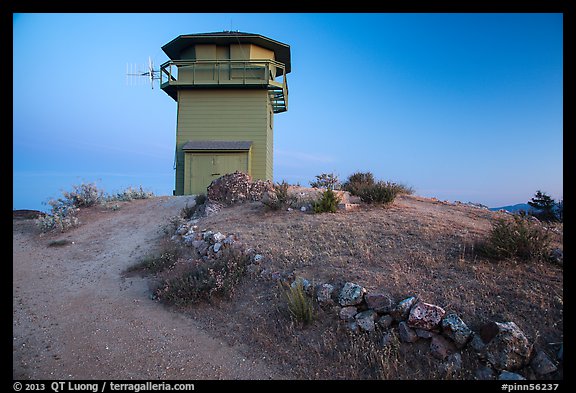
[408,302,446,331]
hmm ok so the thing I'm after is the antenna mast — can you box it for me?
[126,56,160,89]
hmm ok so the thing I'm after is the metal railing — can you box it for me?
[160,59,286,87]
[160,59,288,112]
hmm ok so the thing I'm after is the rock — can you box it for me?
[300,206,307,212]
[355,310,377,332]
[430,335,456,360]
[377,315,393,329]
[194,241,209,256]
[212,232,226,243]
[182,234,196,246]
[191,239,204,249]
[440,352,462,376]
[549,248,563,265]
[499,371,526,380]
[176,224,189,235]
[202,231,214,241]
[253,254,264,263]
[213,242,222,253]
[474,365,495,380]
[291,277,312,294]
[364,292,394,313]
[391,296,417,321]
[347,321,360,334]
[470,334,486,355]
[338,282,366,307]
[207,171,274,205]
[441,313,472,349]
[530,350,557,375]
[398,321,418,343]
[480,321,533,370]
[408,302,446,331]
[316,283,335,306]
[415,329,434,339]
[339,306,358,321]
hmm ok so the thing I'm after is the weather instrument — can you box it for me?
[126,56,160,89]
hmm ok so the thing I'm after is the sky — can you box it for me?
[12,13,563,211]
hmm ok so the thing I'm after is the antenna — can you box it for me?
[126,56,160,89]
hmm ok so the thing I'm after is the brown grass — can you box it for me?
[162,194,564,379]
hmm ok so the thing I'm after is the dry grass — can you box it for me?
[166,194,563,379]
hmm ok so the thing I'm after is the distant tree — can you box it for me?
[528,190,557,222]
[310,173,340,190]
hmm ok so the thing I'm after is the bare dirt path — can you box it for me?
[13,196,285,380]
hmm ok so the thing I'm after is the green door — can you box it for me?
[187,152,249,194]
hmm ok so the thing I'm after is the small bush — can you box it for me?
[36,183,154,233]
[154,247,250,306]
[477,216,552,261]
[355,181,398,204]
[285,281,315,325]
[342,171,375,195]
[343,172,413,203]
[130,248,181,274]
[110,186,154,202]
[310,173,340,190]
[37,200,80,232]
[313,189,341,213]
[63,182,104,208]
[262,181,297,211]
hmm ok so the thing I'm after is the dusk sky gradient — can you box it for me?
[13,13,563,211]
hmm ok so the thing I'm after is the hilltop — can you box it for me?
[13,192,563,380]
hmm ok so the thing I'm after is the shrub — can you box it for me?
[342,171,375,195]
[36,183,154,233]
[477,216,552,261]
[355,181,399,204]
[285,281,315,325]
[130,247,181,274]
[343,172,413,203]
[313,189,341,213]
[110,186,154,202]
[62,182,104,208]
[262,181,297,211]
[310,173,340,190]
[154,247,250,306]
[37,199,80,232]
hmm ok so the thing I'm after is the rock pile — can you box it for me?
[290,278,559,380]
[207,171,273,205]
[171,221,245,261]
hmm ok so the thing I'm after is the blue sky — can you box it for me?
[13,13,563,211]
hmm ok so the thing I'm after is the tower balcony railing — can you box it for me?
[160,59,288,112]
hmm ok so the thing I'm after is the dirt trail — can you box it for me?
[13,196,285,380]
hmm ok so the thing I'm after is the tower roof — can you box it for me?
[161,31,291,73]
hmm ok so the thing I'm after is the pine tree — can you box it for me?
[528,190,556,221]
